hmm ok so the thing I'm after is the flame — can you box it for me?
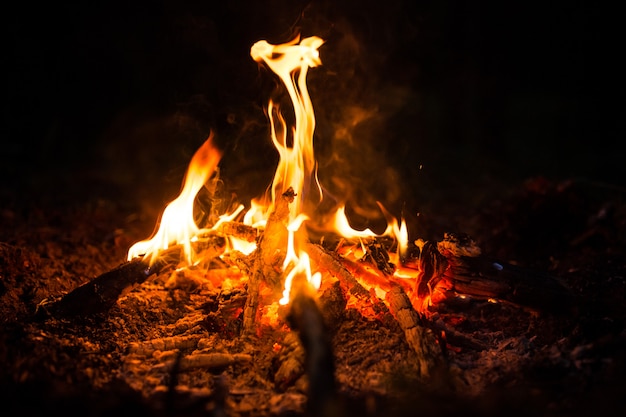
[330,206,379,239]
[126,34,420,311]
[127,133,222,264]
[279,214,322,305]
[249,36,326,304]
[250,35,324,221]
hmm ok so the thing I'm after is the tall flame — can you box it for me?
[248,36,326,303]
[127,133,222,264]
[126,34,414,308]
[250,35,324,221]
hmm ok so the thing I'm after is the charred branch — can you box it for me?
[176,352,252,371]
[434,233,574,314]
[274,331,306,392]
[41,257,165,318]
[216,221,259,242]
[449,255,574,313]
[287,291,339,417]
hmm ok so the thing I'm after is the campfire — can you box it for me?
[5,31,623,417]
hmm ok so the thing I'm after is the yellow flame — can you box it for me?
[243,200,268,228]
[251,35,324,221]
[127,133,222,264]
[279,214,322,305]
[125,34,417,310]
[331,205,379,238]
[250,36,327,304]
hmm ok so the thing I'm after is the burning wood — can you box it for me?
[242,188,294,335]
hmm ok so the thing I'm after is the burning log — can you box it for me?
[40,257,166,318]
[242,188,295,335]
[40,233,230,319]
[216,221,259,243]
[305,242,379,307]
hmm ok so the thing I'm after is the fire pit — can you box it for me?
[2,20,626,417]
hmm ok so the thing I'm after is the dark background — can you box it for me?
[3,0,624,233]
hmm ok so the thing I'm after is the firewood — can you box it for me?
[216,221,259,242]
[434,233,574,314]
[128,334,203,356]
[385,285,447,380]
[317,280,347,332]
[305,242,372,302]
[242,188,295,335]
[274,331,306,392]
[153,352,252,372]
[415,240,449,299]
[287,291,339,417]
[306,242,398,325]
[41,257,166,318]
[177,352,252,371]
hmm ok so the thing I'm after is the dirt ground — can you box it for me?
[2,169,625,417]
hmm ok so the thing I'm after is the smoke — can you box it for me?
[293,2,423,229]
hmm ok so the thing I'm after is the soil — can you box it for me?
[1,171,625,417]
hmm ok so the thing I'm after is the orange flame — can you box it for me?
[127,133,222,264]
[250,35,324,222]
[126,34,416,309]
[279,214,322,305]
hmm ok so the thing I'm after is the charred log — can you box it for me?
[40,257,165,318]
[415,240,449,298]
[434,233,574,314]
[216,221,259,243]
[317,280,348,332]
[274,331,306,392]
[287,291,340,417]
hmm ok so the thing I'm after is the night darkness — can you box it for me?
[3,0,625,227]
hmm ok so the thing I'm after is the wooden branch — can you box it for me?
[216,221,259,242]
[434,233,574,314]
[287,291,338,417]
[242,188,295,335]
[128,335,203,356]
[305,243,372,301]
[177,353,252,371]
[385,285,447,380]
[153,352,252,372]
[42,257,165,318]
